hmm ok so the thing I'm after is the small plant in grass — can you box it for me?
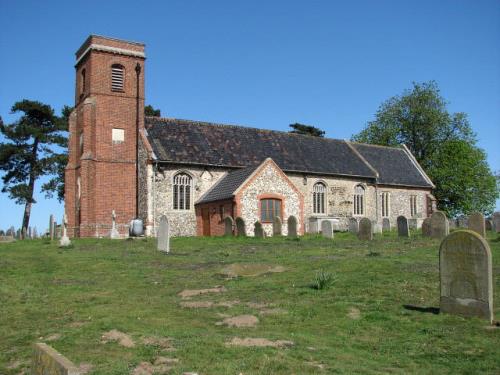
[310,269,336,290]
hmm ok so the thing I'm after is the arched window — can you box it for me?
[111,64,124,91]
[173,173,192,210]
[81,68,86,93]
[313,182,326,214]
[353,185,365,215]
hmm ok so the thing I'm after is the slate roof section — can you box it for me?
[196,165,258,204]
[351,143,432,187]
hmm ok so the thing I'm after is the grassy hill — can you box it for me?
[1,231,499,374]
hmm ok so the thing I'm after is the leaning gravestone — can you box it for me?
[430,211,449,240]
[157,215,170,253]
[382,218,391,232]
[468,212,486,238]
[349,218,359,234]
[493,212,500,233]
[273,217,282,236]
[397,216,410,238]
[321,220,334,239]
[254,221,264,238]
[224,216,234,236]
[287,216,297,238]
[357,218,372,241]
[32,342,82,375]
[235,217,246,237]
[439,230,493,323]
[422,218,432,237]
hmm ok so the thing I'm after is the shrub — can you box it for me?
[311,269,336,290]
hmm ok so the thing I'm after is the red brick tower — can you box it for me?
[65,35,145,237]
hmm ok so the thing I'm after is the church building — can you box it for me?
[65,35,436,238]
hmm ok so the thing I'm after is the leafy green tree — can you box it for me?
[145,104,161,117]
[289,123,325,137]
[0,100,68,235]
[352,81,498,216]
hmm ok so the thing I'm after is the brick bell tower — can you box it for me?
[65,35,145,237]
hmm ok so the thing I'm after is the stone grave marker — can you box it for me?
[485,219,493,231]
[439,230,493,323]
[357,218,372,240]
[49,215,55,240]
[408,218,418,230]
[382,218,391,232]
[59,214,71,247]
[457,216,468,228]
[397,216,410,238]
[157,215,170,253]
[254,221,264,238]
[372,221,382,234]
[321,220,334,239]
[235,217,246,237]
[273,216,282,236]
[349,218,359,234]
[468,212,485,238]
[32,342,82,375]
[287,216,297,237]
[422,218,431,237]
[431,211,449,240]
[224,216,234,236]
[21,227,27,240]
[109,210,120,239]
[493,212,500,233]
[448,219,457,230]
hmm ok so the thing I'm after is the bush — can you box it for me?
[311,269,336,290]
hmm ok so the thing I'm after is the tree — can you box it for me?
[145,104,161,117]
[352,81,498,216]
[289,123,325,137]
[0,100,68,235]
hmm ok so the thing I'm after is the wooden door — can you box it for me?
[202,208,211,236]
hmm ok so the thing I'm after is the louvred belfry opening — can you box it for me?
[111,64,124,91]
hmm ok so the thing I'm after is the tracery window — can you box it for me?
[313,182,326,214]
[173,173,192,210]
[353,185,365,215]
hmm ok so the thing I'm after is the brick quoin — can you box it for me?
[65,35,145,237]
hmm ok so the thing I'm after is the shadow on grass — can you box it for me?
[403,304,440,315]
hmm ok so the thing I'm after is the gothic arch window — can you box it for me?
[353,184,365,216]
[173,172,192,210]
[111,64,125,91]
[313,182,326,214]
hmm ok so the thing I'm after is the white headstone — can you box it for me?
[157,215,170,253]
[59,213,71,247]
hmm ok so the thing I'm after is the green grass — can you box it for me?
[0,231,499,374]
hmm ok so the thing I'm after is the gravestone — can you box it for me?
[235,217,246,237]
[33,227,38,239]
[439,230,493,323]
[321,220,334,239]
[49,215,55,240]
[457,216,468,228]
[422,218,431,237]
[382,218,391,232]
[308,217,317,234]
[397,216,410,238]
[408,218,418,230]
[224,216,234,236]
[254,221,264,238]
[468,212,485,238]
[372,221,382,234]
[32,342,82,375]
[493,212,500,233]
[273,217,282,236]
[349,218,359,234]
[485,219,493,231]
[21,227,27,240]
[109,210,120,239]
[59,214,71,247]
[28,226,33,239]
[0,230,4,236]
[357,218,372,240]
[448,219,457,230]
[430,211,449,240]
[157,215,170,253]
[287,216,298,237]
[6,227,14,237]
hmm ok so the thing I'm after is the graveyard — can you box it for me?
[1,229,499,374]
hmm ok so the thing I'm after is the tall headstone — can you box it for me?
[273,216,282,236]
[224,216,234,236]
[59,214,71,247]
[468,212,486,238]
[430,211,449,240]
[349,218,359,234]
[321,220,334,239]
[49,214,55,240]
[382,218,391,232]
[287,216,298,238]
[157,215,170,253]
[109,210,120,239]
[254,221,264,238]
[235,217,246,237]
[397,216,410,238]
[492,212,500,233]
[439,230,493,323]
[357,218,372,240]
[422,218,431,237]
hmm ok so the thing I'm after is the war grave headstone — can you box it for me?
[235,217,246,237]
[382,218,391,232]
[439,230,493,323]
[468,212,486,238]
[273,216,282,236]
[397,216,410,238]
[157,215,170,253]
[422,218,431,237]
[357,218,372,240]
[431,211,449,240]
[321,220,334,239]
[224,216,234,236]
[287,216,298,237]
[254,221,264,238]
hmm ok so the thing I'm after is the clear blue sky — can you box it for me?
[1,0,499,233]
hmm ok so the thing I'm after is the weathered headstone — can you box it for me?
[32,342,82,375]
[273,216,282,236]
[408,218,418,230]
[485,219,493,231]
[157,215,170,253]
[287,216,298,237]
[422,218,431,237]
[254,221,264,238]
[397,216,410,238]
[59,214,71,247]
[349,218,359,234]
[109,210,120,239]
[448,219,457,230]
[49,215,55,240]
[493,212,500,233]
[468,212,486,238]
[321,220,334,239]
[439,230,493,323]
[224,216,234,236]
[357,218,372,240]
[382,218,391,232]
[235,217,246,237]
[430,211,449,240]
[457,216,468,228]
[372,221,382,234]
